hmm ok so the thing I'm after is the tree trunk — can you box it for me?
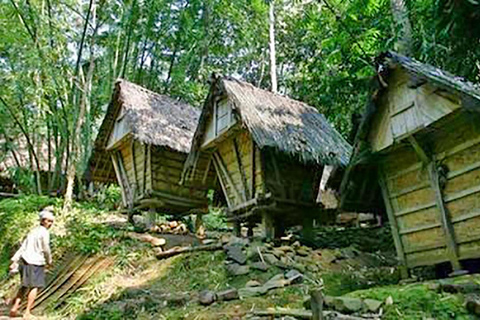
[268,0,277,93]
[64,0,96,211]
[390,0,412,55]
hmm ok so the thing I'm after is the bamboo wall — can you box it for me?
[380,109,480,269]
[211,130,264,210]
[112,138,210,213]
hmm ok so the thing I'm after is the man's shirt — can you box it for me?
[12,226,52,266]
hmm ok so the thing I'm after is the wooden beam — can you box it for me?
[116,151,133,208]
[378,169,408,278]
[131,140,138,198]
[408,135,429,164]
[233,137,249,200]
[202,156,213,185]
[427,160,462,271]
[213,151,242,202]
[147,144,152,192]
[143,144,147,194]
[111,153,127,207]
[211,156,232,208]
[251,141,256,199]
[150,190,206,205]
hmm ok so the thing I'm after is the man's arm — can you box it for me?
[11,238,26,263]
[42,231,52,265]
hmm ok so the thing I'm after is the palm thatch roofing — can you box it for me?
[184,75,351,177]
[86,79,200,183]
[340,51,480,212]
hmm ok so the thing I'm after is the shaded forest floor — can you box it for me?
[0,195,478,319]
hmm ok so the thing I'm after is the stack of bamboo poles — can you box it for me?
[20,253,114,312]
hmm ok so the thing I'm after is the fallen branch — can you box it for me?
[156,244,223,259]
[127,232,166,247]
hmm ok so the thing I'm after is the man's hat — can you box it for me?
[39,210,55,221]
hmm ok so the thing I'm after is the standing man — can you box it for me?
[9,208,54,319]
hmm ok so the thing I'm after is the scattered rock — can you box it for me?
[246,280,262,287]
[225,246,247,264]
[319,250,337,263]
[251,262,269,271]
[278,246,295,253]
[330,296,364,313]
[263,253,280,265]
[264,274,289,290]
[285,269,303,284]
[239,286,268,298]
[199,290,216,305]
[296,248,310,257]
[226,263,250,276]
[246,246,262,262]
[217,288,239,301]
[292,241,301,248]
[202,239,217,245]
[364,299,383,312]
[272,248,285,258]
[385,296,393,306]
[228,236,249,247]
[291,262,306,273]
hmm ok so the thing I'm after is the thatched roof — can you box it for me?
[384,51,480,101]
[96,79,200,152]
[184,75,351,179]
[87,80,200,183]
[340,51,480,212]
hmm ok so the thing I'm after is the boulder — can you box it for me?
[325,296,364,313]
[217,288,239,301]
[296,249,310,257]
[263,274,289,290]
[226,263,250,276]
[199,290,216,305]
[285,269,304,284]
[278,245,295,253]
[225,246,247,264]
[364,299,383,312]
[228,236,249,247]
[251,262,269,271]
[246,280,262,287]
[272,248,285,258]
[239,286,268,298]
[263,253,280,265]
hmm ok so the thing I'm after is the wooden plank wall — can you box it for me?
[212,130,263,209]
[382,111,480,268]
[369,69,460,152]
[151,147,209,209]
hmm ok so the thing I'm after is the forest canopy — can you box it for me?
[0,0,479,196]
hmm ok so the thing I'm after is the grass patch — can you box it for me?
[347,281,475,319]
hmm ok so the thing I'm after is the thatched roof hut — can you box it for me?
[88,80,212,213]
[183,75,351,238]
[341,51,480,274]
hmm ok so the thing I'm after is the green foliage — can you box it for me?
[322,267,401,296]
[88,185,122,211]
[203,209,228,231]
[348,282,473,319]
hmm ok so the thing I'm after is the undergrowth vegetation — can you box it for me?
[0,195,477,319]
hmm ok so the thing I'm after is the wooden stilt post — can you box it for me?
[378,170,409,279]
[310,288,324,320]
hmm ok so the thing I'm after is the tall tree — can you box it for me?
[390,0,412,55]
